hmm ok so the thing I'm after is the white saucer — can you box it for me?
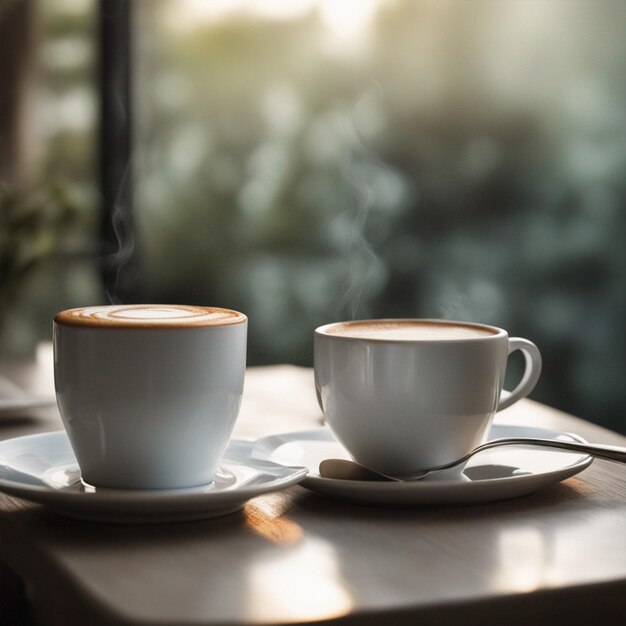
[0,432,308,523]
[251,424,593,506]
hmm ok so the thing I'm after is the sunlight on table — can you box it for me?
[490,509,626,594]
[245,536,354,622]
[492,527,548,593]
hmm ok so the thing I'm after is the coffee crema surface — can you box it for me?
[54,305,247,328]
[323,320,498,341]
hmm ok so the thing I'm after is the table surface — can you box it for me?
[0,346,625,626]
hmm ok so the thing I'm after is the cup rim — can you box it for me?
[314,318,507,343]
[54,305,247,330]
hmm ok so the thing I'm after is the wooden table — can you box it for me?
[1,347,625,626]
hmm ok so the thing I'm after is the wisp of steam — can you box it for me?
[105,159,136,305]
[334,83,385,320]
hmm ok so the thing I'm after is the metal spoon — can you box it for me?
[319,437,626,482]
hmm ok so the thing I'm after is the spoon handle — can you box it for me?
[319,438,626,483]
[468,437,626,465]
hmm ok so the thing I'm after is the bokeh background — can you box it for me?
[1,0,624,432]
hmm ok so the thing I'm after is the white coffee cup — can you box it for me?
[54,304,247,489]
[314,319,541,476]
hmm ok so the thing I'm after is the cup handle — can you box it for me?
[497,337,542,411]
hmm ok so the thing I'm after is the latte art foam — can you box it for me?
[55,305,246,328]
[323,320,498,341]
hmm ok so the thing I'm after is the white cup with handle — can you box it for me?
[314,318,542,476]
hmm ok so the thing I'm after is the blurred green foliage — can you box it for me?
[6,0,625,432]
[0,180,95,350]
[133,0,625,430]
[0,183,80,303]
[0,0,100,354]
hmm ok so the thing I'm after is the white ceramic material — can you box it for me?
[54,305,247,489]
[314,319,542,476]
[252,425,592,506]
[0,431,307,523]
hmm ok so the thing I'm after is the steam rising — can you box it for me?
[334,84,386,320]
[105,160,136,305]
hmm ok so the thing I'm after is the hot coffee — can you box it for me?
[55,304,246,328]
[324,320,497,341]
